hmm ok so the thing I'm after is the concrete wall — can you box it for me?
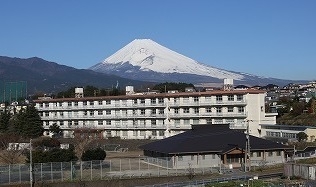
[173,154,221,169]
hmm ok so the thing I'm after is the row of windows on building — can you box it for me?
[38,95,245,108]
[177,151,282,162]
[43,118,245,127]
[266,131,297,139]
[40,106,245,117]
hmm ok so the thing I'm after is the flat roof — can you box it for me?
[34,89,265,103]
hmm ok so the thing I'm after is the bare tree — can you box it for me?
[71,128,99,161]
[0,133,27,164]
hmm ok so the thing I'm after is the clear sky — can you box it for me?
[0,1,315,80]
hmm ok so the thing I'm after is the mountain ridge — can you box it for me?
[0,56,149,94]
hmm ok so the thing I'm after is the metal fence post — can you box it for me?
[100,160,102,180]
[110,160,112,172]
[120,159,122,178]
[90,161,93,181]
[8,164,11,184]
[70,162,73,181]
[51,162,53,182]
[61,162,63,182]
[139,158,140,171]
[157,159,159,177]
[167,158,169,176]
[41,163,43,182]
[19,164,21,184]
[129,159,131,171]
[80,161,83,180]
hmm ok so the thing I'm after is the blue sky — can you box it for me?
[0,1,315,80]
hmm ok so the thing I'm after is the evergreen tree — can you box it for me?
[14,105,44,138]
[49,123,62,138]
[82,148,106,161]
[0,108,11,133]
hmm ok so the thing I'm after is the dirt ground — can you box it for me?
[106,150,144,159]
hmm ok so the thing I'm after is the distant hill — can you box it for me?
[0,56,149,94]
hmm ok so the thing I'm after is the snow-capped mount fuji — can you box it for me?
[89,39,292,86]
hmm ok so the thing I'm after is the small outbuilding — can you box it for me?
[140,125,293,169]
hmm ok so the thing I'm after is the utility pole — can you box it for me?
[30,139,33,187]
[244,119,251,172]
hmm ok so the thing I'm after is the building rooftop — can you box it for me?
[140,125,291,155]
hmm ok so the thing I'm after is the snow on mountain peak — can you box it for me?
[99,39,244,80]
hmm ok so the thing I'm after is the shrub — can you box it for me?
[82,148,106,161]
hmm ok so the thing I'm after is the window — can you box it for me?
[58,102,62,107]
[74,102,78,106]
[98,121,103,125]
[133,99,137,104]
[174,108,179,114]
[60,121,64,126]
[226,119,234,124]
[216,95,222,102]
[158,98,164,104]
[174,98,179,104]
[206,118,212,124]
[106,100,111,105]
[83,101,87,106]
[178,156,183,161]
[206,108,212,113]
[152,130,157,136]
[151,120,156,126]
[228,107,234,113]
[184,119,190,125]
[216,107,222,113]
[193,97,199,102]
[74,121,78,126]
[257,152,262,157]
[90,101,94,106]
[183,108,190,113]
[140,109,145,115]
[268,152,273,157]
[45,103,49,107]
[159,130,164,136]
[106,110,111,115]
[123,131,127,137]
[151,109,156,115]
[238,107,244,113]
[191,155,194,160]
[140,99,145,104]
[228,95,234,101]
[276,151,281,156]
[151,98,156,104]
[237,95,243,101]
[194,108,199,114]
[214,119,223,124]
[68,102,72,106]
[193,119,199,124]
[98,110,103,115]
[175,119,180,126]
[158,109,164,114]
[106,120,111,126]
[98,101,102,105]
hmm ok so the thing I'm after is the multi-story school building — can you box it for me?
[34,86,277,139]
